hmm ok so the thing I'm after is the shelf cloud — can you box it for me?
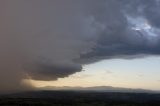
[0,0,160,93]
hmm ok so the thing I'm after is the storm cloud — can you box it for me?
[0,0,160,93]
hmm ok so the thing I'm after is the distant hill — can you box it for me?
[39,86,159,93]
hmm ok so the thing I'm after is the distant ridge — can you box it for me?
[39,86,159,93]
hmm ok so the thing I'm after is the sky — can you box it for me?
[0,0,160,93]
[31,56,160,90]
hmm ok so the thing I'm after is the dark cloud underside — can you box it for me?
[0,0,160,93]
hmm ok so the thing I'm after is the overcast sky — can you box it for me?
[0,0,160,93]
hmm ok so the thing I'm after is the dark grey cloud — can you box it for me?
[121,0,160,28]
[78,0,160,63]
[27,62,82,81]
[0,0,160,93]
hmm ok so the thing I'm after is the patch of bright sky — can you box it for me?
[126,15,159,37]
[30,56,160,90]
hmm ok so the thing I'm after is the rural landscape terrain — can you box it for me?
[0,88,160,106]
